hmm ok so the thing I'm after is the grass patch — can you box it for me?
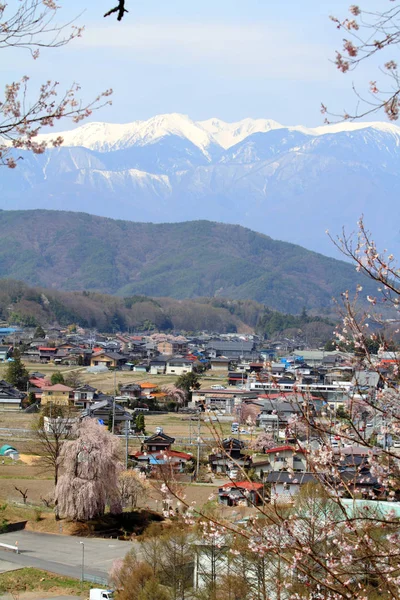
[0,567,91,595]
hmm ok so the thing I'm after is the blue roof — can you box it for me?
[149,456,166,465]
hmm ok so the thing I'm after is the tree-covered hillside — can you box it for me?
[0,210,373,314]
[0,279,334,341]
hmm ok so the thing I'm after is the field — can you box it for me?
[0,361,238,531]
[0,360,229,393]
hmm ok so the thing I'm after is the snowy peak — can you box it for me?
[38,113,219,157]
[37,114,400,156]
[199,117,284,149]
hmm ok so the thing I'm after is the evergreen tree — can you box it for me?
[34,325,46,339]
[5,349,29,391]
[135,413,146,434]
[51,372,65,385]
[176,372,201,404]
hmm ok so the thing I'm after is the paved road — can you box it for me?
[0,559,22,573]
[0,531,133,581]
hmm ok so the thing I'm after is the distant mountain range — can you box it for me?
[0,210,376,314]
[1,113,399,257]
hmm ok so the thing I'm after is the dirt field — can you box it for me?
[0,361,229,393]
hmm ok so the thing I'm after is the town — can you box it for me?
[0,320,399,599]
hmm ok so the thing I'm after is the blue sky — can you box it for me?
[6,0,385,126]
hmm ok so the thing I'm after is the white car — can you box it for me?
[393,441,400,448]
[211,385,226,390]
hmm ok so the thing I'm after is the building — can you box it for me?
[81,399,132,427]
[259,445,307,474]
[90,351,126,369]
[73,385,97,409]
[208,438,252,475]
[133,431,192,473]
[157,339,188,355]
[218,481,264,506]
[0,380,24,410]
[41,384,73,406]
[166,358,194,376]
[206,340,256,359]
[0,346,11,362]
[266,472,319,503]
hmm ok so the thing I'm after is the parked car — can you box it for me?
[393,441,400,448]
[211,385,226,390]
[90,590,114,600]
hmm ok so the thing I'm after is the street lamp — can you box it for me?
[80,541,85,584]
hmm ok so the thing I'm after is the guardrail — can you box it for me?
[0,542,19,553]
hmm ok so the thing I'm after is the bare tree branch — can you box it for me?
[104,1,128,22]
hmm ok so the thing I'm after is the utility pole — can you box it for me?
[125,423,129,469]
[80,541,85,585]
[196,412,201,480]
[112,368,117,435]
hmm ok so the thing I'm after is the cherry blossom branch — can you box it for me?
[325,3,400,121]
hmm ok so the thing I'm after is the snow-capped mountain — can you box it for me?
[4,113,400,258]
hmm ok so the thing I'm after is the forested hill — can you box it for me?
[0,209,371,314]
[0,279,334,341]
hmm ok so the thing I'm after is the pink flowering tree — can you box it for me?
[55,418,122,521]
[250,432,275,453]
[0,1,112,168]
[325,2,400,120]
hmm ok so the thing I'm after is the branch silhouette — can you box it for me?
[104,1,128,21]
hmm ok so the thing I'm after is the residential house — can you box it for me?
[81,399,132,428]
[139,382,159,397]
[218,481,264,506]
[266,472,319,503]
[41,384,73,406]
[149,357,168,375]
[257,445,307,475]
[133,363,149,373]
[38,347,57,362]
[133,431,192,473]
[0,380,24,410]
[90,351,126,369]
[208,438,252,475]
[73,384,97,409]
[166,358,194,376]
[0,346,10,362]
[142,431,176,452]
[119,383,142,399]
[209,357,230,371]
[43,416,78,434]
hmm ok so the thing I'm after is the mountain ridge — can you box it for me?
[3,113,400,258]
[0,209,376,315]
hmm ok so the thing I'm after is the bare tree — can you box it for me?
[0,1,112,168]
[55,418,123,521]
[118,469,149,510]
[32,405,75,486]
[14,486,28,504]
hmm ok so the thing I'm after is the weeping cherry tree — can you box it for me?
[55,418,122,521]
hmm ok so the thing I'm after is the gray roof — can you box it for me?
[266,472,319,484]
[206,341,255,351]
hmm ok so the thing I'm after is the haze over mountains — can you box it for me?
[0,210,375,315]
[1,113,399,257]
